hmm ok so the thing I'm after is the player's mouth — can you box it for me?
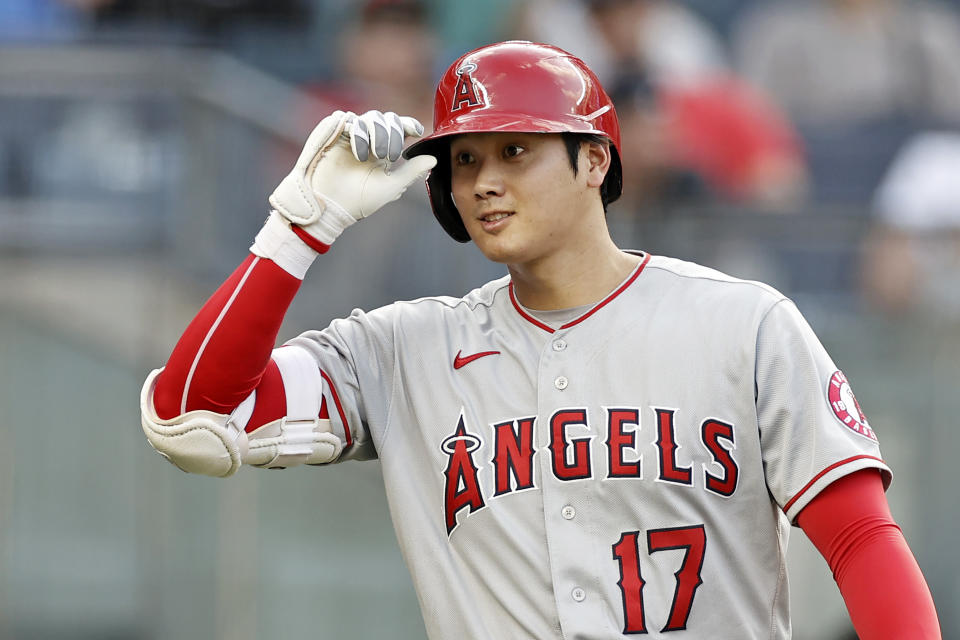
[478,210,514,232]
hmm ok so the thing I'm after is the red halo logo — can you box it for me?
[827,371,877,442]
[450,62,484,112]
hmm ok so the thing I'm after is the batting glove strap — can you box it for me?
[250,210,322,279]
[298,191,358,246]
[290,225,330,255]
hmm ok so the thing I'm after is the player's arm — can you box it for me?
[140,110,436,477]
[797,469,941,639]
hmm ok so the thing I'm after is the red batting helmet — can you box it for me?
[403,40,622,242]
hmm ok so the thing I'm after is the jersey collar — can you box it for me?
[509,252,651,334]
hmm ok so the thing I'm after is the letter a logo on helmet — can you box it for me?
[451,62,484,112]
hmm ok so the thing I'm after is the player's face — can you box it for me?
[449,132,606,267]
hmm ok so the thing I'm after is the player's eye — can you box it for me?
[453,150,474,166]
[503,144,525,158]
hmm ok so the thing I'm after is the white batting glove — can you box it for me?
[265,110,436,253]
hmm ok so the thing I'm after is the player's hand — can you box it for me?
[268,109,437,249]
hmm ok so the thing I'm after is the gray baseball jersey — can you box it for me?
[277,252,890,639]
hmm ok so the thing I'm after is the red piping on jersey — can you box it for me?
[783,455,886,514]
[509,253,651,333]
[509,290,555,332]
[320,369,352,448]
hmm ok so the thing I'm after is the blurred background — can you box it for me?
[1,0,959,638]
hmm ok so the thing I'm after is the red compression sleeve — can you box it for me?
[797,469,941,639]
[153,254,301,420]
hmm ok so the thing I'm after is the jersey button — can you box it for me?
[552,339,567,352]
[554,376,568,390]
[572,587,586,602]
[561,505,576,520]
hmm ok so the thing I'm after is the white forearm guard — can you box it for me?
[140,369,248,478]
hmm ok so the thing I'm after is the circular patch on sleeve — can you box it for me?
[827,371,877,442]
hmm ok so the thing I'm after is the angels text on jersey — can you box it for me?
[441,405,738,535]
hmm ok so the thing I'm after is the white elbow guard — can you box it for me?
[140,369,249,478]
[244,346,343,469]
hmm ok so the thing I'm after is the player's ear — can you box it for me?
[583,140,611,189]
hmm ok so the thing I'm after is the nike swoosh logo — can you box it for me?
[453,349,501,370]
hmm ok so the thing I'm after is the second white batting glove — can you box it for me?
[259,110,436,258]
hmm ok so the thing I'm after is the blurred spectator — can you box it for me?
[656,75,808,208]
[511,0,808,212]
[305,0,437,129]
[511,0,727,86]
[608,78,707,211]
[733,0,960,127]
[860,131,960,320]
[428,0,518,64]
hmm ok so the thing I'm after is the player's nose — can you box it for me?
[473,158,506,200]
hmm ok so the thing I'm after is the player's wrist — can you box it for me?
[250,210,320,279]
[301,192,358,245]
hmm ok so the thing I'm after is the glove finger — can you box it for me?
[297,110,351,171]
[399,115,426,139]
[385,111,405,162]
[386,154,437,194]
[359,110,390,161]
[317,110,352,149]
[357,154,436,218]
[349,117,370,162]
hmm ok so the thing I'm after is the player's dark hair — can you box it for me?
[562,132,613,211]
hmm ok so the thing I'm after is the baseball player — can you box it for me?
[140,41,940,638]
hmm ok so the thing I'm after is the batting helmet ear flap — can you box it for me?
[606,146,623,206]
[425,149,471,243]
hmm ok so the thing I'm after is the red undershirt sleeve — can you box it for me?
[153,254,303,427]
[797,469,941,639]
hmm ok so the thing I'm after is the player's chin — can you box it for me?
[462,217,528,263]
[470,233,529,265]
